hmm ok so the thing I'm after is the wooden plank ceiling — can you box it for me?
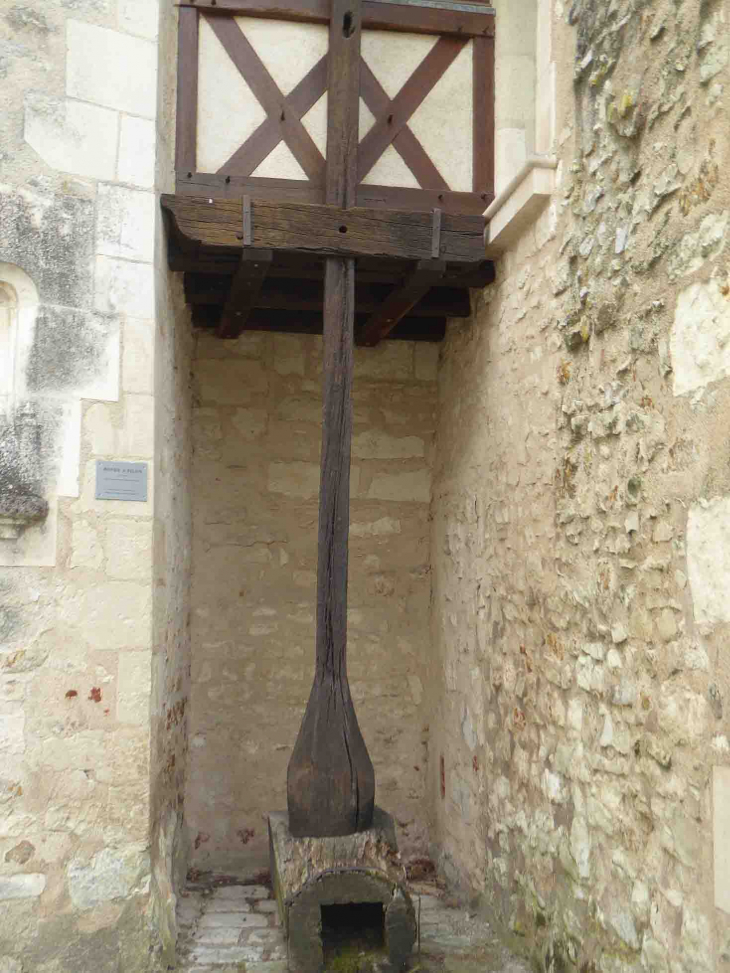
[163,197,495,344]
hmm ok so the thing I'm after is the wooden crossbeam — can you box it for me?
[180,0,496,39]
[218,56,328,177]
[161,195,484,262]
[357,36,468,183]
[356,258,445,346]
[205,14,326,183]
[216,248,273,338]
[359,62,448,191]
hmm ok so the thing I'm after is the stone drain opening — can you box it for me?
[321,902,386,966]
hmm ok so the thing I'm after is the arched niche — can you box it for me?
[0,262,39,413]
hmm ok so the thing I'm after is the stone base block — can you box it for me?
[269,807,416,972]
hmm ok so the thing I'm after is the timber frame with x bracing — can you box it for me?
[165,0,496,345]
[174,0,495,215]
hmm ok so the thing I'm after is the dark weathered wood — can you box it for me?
[473,35,495,196]
[287,0,375,839]
[192,305,448,340]
[205,13,326,183]
[184,274,471,316]
[357,36,468,183]
[359,62,448,191]
[431,208,442,258]
[161,195,485,262]
[167,240,496,288]
[179,0,495,38]
[216,248,272,338]
[176,172,492,213]
[219,57,328,176]
[242,195,253,245]
[357,258,445,346]
[175,6,199,172]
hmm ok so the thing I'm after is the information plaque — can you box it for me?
[95,461,148,502]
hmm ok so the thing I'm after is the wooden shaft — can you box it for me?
[317,256,355,681]
[287,0,375,837]
[317,0,362,674]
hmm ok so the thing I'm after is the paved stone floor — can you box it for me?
[176,879,531,973]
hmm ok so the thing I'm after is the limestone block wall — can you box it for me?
[187,333,436,874]
[0,1,188,970]
[429,1,730,971]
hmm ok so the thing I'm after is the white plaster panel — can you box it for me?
[237,19,328,96]
[672,281,730,397]
[361,30,437,100]
[362,145,420,189]
[66,20,157,119]
[94,256,155,319]
[118,115,156,189]
[118,0,159,40]
[197,16,267,173]
[687,496,730,628]
[251,142,308,180]
[24,96,119,182]
[715,766,730,913]
[96,185,155,264]
[408,41,473,192]
[300,93,328,156]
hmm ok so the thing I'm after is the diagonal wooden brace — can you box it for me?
[356,257,445,346]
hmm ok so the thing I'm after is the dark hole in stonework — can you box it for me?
[321,902,385,965]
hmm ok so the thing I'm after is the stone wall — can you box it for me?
[187,333,436,874]
[0,1,172,969]
[429,1,730,971]
[148,3,194,964]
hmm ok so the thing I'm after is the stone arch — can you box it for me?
[0,262,39,411]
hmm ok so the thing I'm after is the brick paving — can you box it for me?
[176,880,531,972]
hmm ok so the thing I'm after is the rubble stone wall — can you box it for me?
[187,334,436,874]
[428,1,730,971]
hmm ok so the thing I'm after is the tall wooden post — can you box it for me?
[287,0,375,838]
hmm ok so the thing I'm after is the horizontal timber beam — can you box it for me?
[192,306,447,341]
[169,249,496,288]
[175,172,492,215]
[161,195,485,264]
[183,274,471,317]
[177,0,494,37]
